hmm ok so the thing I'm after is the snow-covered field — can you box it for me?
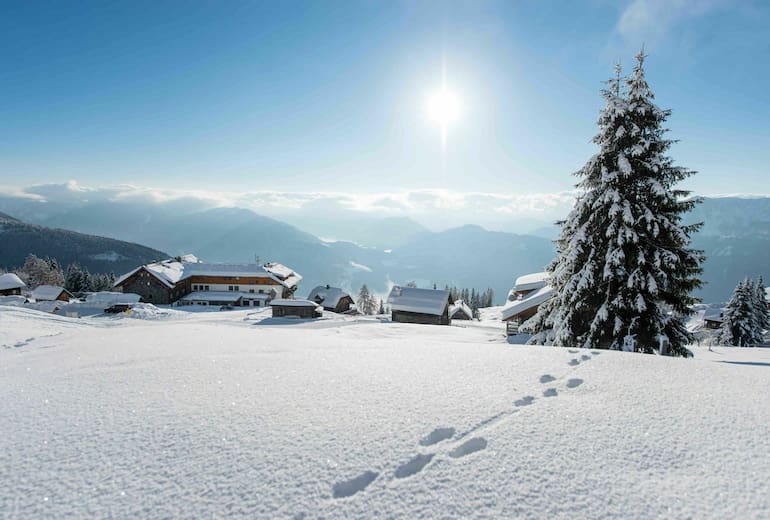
[1,305,769,518]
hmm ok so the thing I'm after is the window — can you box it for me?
[259,289,264,294]
[228,285,233,291]
[249,289,254,293]
[205,285,210,291]
[234,286,239,291]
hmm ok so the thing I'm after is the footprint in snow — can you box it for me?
[591,351,601,355]
[419,427,455,447]
[543,388,558,397]
[332,471,378,499]
[514,396,535,407]
[449,437,487,458]
[394,453,434,479]
[539,374,556,384]
[580,354,591,361]
[568,358,580,366]
[566,378,584,389]
[568,349,579,354]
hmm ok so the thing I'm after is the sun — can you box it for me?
[427,88,461,128]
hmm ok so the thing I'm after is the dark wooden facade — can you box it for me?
[0,287,22,296]
[117,268,178,305]
[392,306,451,326]
[271,304,321,319]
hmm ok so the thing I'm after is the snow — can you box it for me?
[30,285,68,301]
[84,292,142,305]
[180,291,245,304]
[270,298,321,308]
[387,286,452,316]
[349,261,373,272]
[0,306,768,517]
[513,271,549,292]
[0,273,25,291]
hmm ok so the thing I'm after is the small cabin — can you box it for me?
[703,310,724,330]
[31,285,73,302]
[270,299,322,319]
[449,300,473,320]
[0,273,26,296]
[387,286,454,325]
[307,285,355,313]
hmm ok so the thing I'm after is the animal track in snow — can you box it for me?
[543,388,558,397]
[581,354,591,361]
[566,378,584,388]
[568,358,580,366]
[419,427,455,447]
[514,395,535,407]
[539,374,556,384]
[449,437,487,458]
[332,471,378,498]
[394,453,434,479]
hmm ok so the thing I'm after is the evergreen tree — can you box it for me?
[528,53,703,356]
[357,285,376,315]
[753,276,769,335]
[65,263,87,293]
[720,279,759,347]
[378,298,385,315]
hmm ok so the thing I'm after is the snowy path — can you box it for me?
[1,306,769,518]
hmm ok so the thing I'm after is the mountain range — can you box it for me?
[0,194,768,303]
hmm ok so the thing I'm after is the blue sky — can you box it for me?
[0,0,768,198]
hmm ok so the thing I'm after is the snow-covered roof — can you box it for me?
[270,299,321,309]
[31,285,70,301]
[513,272,549,293]
[115,257,302,290]
[307,285,353,308]
[180,291,244,303]
[703,308,725,322]
[449,300,473,319]
[387,286,453,316]
[501,285,554,321]
[0,273,26,291]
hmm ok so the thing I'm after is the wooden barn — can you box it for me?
[449,300,473,320]
[387,286,454,325]
[703,309,725,330]
[307,285,354,313]
[0,273,26,296]
[270,299,322,318]
[31,285,73,302]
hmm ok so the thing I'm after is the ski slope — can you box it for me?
[1,305,768,518]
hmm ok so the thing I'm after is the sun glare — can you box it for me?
[427,88,460,128]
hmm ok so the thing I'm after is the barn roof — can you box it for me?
[31,285,70,301]
[501,285,554,321]
[270,299,322,309]
[387,286,453,316]
[449,300,473,319]
[513,271,549,292]
[307,285,353,308]
[0,273,26,291]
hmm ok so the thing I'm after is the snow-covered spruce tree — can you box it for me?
[720,279,759,347]
[753,276,769,337]
[528,53,703,356]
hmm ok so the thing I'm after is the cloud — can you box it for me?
[612,0,727,50]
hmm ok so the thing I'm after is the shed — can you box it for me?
[449,300,473,320]
[307,285,355,313]
[0,273,26,296]
[31,285,73,302]
[270,299,322,319]
[507,271,549,302]
[703,309,725,330]
[387,286,454,325]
